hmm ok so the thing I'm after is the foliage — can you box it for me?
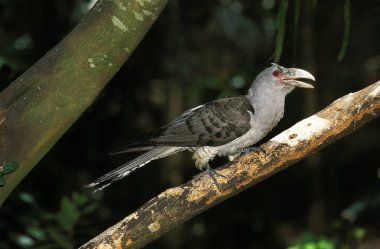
[186,72,249,100]
[287,232,336,249]
[0,191,101,249]
[273,0,352,62]
[0,161,18,186]
[287,223,368,249]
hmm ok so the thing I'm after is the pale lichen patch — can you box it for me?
[111,15,128,32]
[136,0,145,6]
[148,221,160,233]
[124,212,139,223]
[0,116,6,125]
[115,0,127,11]
[143,9,156,20]
[88,58,96,67]
[142,10,153,16]
[134,11,144,21]
[186,180,210,203]
[97,244,113,249]
[108,62,113,67]
[124,47,130,53]
[271,115,330,147]
[111,236,122,249]
[369,85,380,98]
[165,187,185,198]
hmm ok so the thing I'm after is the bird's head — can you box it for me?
[251,63,315,94]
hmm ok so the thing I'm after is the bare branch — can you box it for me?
[80,81,380,249]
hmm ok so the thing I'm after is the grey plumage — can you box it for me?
[86,63,315,191]
[127,96,254,147]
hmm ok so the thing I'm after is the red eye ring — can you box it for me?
[272,69,281,77]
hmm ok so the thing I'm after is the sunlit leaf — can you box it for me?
[26,226,47,241]
[13,33,33,50]
[14,234,35,248]
[353,227,366,241]
[18,192,35,204]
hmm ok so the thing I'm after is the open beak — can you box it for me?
[282,68,315,89]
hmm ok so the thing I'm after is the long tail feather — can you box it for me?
[109,145,155,155]
[86,146,185,192]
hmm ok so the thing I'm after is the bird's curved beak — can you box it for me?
[282,68,315,89]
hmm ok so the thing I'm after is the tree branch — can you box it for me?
[0,0,168,205]
[80,81,380,249]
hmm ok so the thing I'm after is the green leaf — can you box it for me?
[82,202,99,214]
[317,239,335,249]
[46,227,72,249]
[71,192,88,206]
[353,227,366,241]
[1,161,19,174]
[26,226,47,241]
[337,0,351,61]
[18,192,35,204]
[56,197,80,232]
[13,234,35,248]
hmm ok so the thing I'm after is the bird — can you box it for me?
[86,63,315,191]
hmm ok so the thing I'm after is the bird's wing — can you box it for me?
[129,96,254,147]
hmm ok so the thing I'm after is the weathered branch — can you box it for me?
[0,0,168,205]
[80,81,380,249]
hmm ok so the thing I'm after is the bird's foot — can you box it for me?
[236,146,266,156]
[205,165,225,191]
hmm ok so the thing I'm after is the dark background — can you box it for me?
[0,0,380,248]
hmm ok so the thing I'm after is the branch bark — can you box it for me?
[0,0,168,205]
[80,81,380,249]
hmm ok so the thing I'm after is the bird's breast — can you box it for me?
[213,103,285,156]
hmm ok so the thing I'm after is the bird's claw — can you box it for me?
[206,165,225,191]
[237,146,266,156]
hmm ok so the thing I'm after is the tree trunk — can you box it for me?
[0,0,169,206]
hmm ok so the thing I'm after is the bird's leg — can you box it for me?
[193,148,225,190]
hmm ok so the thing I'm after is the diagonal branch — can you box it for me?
[80,81,380,249]
[0,0,168,205]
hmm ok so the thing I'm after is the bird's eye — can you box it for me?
[272,69,281,78]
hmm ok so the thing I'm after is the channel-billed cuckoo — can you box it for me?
[87,63,315,191]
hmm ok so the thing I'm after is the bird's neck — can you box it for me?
[246,85,288,125]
